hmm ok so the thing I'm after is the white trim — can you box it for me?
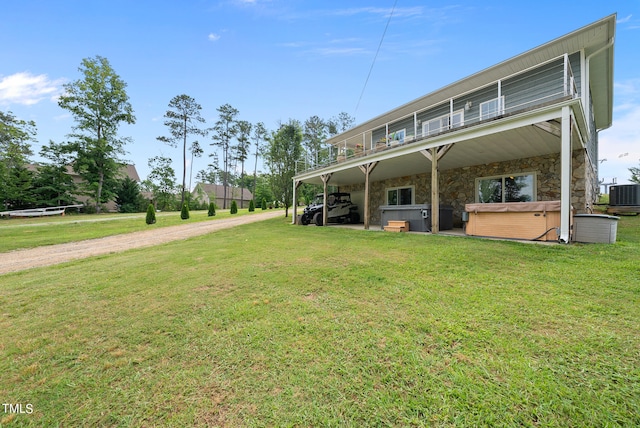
[386,185,415,205]
[475,172,537,203]
[480,96,505,120]
[423,109,464,136]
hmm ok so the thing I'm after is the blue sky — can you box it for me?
[1,1,639,186]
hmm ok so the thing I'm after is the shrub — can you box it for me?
[180,203,190,220]
[261,198,267,210]
[230,200,238,214]
[208,202,216,217]
[249,199,255,212]
[145,204,156,225]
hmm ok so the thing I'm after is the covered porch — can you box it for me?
[293,101,586,243]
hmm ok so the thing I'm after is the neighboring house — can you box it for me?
[293,15,615,243]
[192,183,254,209]
[26,163,141,212]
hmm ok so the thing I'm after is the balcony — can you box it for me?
[297,53,580,175]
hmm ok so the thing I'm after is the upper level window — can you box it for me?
[387,186,414,205]
[480,96,505,120]
[388,129,405,144]
[476,173,535,203]
[423,110,464,136]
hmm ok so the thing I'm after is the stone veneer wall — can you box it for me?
[341,149,596,227]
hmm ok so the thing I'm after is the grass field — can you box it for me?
[1,214,639,426]
[0,209,259,253]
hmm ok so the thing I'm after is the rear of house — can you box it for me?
[293,14,615,243]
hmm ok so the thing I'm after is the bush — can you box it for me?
[208,202,216,217]
[145,204,156,225]
[230,200,238,214]
[261,198,267,210]
[249,199,255,212]
[180,203,190,220]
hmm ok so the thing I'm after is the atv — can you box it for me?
[300,192,360,226]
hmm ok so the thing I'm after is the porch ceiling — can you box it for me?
[300,122,566,187]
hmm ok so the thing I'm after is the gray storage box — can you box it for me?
[572,214,619,244]
[379,205,453,232]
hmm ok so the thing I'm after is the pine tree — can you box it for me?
[249,199,255,212]
[208,202,216,216]
[261,198,267,210]
[230,200,238,214]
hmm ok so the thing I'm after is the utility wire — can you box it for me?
[354,0,398,118]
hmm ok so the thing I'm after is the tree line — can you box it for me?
[1,55,355,216]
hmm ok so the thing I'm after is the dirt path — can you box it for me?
[0,210,284,275]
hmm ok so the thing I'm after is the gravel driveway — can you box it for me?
[0,210,284,275]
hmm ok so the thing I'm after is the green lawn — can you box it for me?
[1,215,639,426]
[0,209,261,253]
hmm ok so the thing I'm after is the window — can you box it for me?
[388,129,405,144]
[476,173,535,203]
[387,186,414,205]
[423,110,464,136]
[480,96,505,120]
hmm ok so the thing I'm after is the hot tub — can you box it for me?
[464,201,563,241]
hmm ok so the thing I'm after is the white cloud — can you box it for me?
[617,14,632,24]
[0,72,64,106]
[598,79,640,183]
[208,33,221,42]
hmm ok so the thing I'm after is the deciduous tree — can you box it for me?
[143,156,178,211]
[264,120,303,217]
[0,111,36,210]
[58,56,136,213]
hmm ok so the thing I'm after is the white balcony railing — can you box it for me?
[297,53,580,175]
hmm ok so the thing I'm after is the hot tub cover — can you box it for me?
[465,201,561,213]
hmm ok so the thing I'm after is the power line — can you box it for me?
[354,0,398,118]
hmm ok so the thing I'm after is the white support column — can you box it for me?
[449,98,454,130]
[321,174,332,227]
[292,180,302,224]
[560,106,572,243]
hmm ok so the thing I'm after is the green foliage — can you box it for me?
[0,111,36,210]
[32,141,78,207]
[144,156,178,211]
[180,202,190,220]
[211,104,239,209]
[57,56,136,213]
[630,165,640,184]
[248,199,255,212]
[261,197,267,210]
[252,174,275,208]
[264,119,303,217]
[145,203,156,224]
[230,200,238,214]
[157,94,206,207]
[115,176,145,213]
[208,202,216,217]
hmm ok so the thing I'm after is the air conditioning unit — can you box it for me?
[610,184,640,206]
